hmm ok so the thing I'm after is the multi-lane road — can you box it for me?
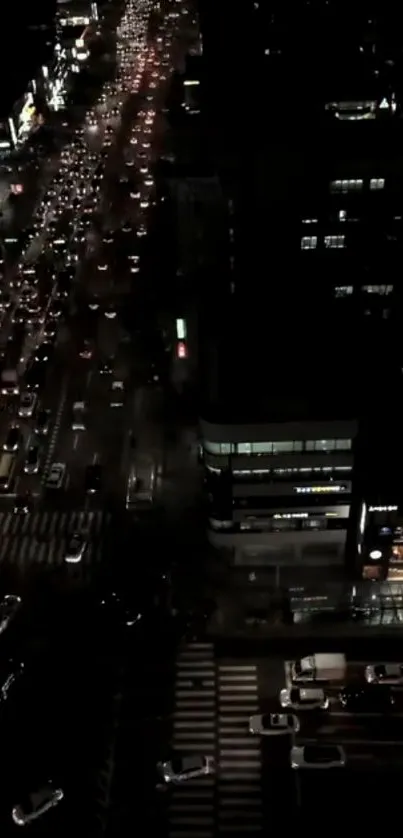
[0,0,198,588]
[159,645,403,835]
[0,1,202,837]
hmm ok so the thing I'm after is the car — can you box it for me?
[280,687,329,711]
[0,594,21,635]
[79,340,93,359]
[45,462,66,490]
[85,464,102,493]
[249,712,300,736]
[339,684,395,712]
[158,755,215,785]
[65,533,86,564]
[99,360,113,374]
[3,427,20,452]
[13,494,32,514]
[12,782,64,826]
[291,744,346,770]
[110,380,124,407]
[18,391,37,418]
[25,363,46,391]
[24,445,40,475]
[72,401,86,431]
[365,663,403,685]
[35,410,50,436]
[34,343,52,363]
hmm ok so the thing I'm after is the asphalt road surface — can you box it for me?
[0,1,201,837]
[154,642,403,835]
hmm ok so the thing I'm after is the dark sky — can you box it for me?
[0,0,56,114]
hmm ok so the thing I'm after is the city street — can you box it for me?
[157,642,403,835]
[0,0,202,836]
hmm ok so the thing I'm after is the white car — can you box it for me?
[110,381,124,407]
[64,533,86,564]
[291,744,346,770]
[0,594,21,635]
[45,462,66,490]
[365,663,403,684]
[72,401,86,431]
[280,687,329,711]
[249,713,300,736]
[158,755,215,785]
[12,782,64,826]
[18,391,37,418]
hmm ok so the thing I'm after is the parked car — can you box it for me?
[249,712,300,736]
[158,755,215,785]
[12,782,64,826]
[365,663,403,685]
[291,744,346,770]
[280,687,329,711]
[339,684,395,712]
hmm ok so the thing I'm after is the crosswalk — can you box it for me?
[0,509,110,571]
[170,641,216,838]
[217,663,262,835]
[169,645,263,837]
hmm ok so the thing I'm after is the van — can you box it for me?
[291,653,347,684]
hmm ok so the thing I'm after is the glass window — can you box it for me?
[301,236,317,250]
[362,285,393,295]
[237,443,252,454]
[324,235,345,249]
[293,441,303,451]
[335,438,352,450]
[251,442,273,454]
[369,178,385,190]
[204,441,233,455]
[272,441,294,454]
[204,441,221,455]
[330,179,363,193]
[334,285,353,297]
[305,441,316,451]
[220,443,232,455]
[315,440,336,451]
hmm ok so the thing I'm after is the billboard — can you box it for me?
[15,92,43,140]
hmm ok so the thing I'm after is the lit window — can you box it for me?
[301,236,317,250]
[362,285,393,295]
[324,235,346,249]
[305,439,351,452]
[272,441,294,454]
[334,286,353,297]
[204,441,233,455]
[237,443,252,454]
[369,178,385,190]
[330,179,363,193]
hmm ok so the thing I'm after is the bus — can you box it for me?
[126,459,156,509]
[0,454,16,491]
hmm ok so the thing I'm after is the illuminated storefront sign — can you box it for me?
[16,93,43,140]
[60,16,90,26]
[369,505,398,512]
[295,485,347,494]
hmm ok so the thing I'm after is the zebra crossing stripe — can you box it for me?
[170,641,216,837]
[0,509,108,572]
[217,662,262,834]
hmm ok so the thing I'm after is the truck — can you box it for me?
[291,653,347,684]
